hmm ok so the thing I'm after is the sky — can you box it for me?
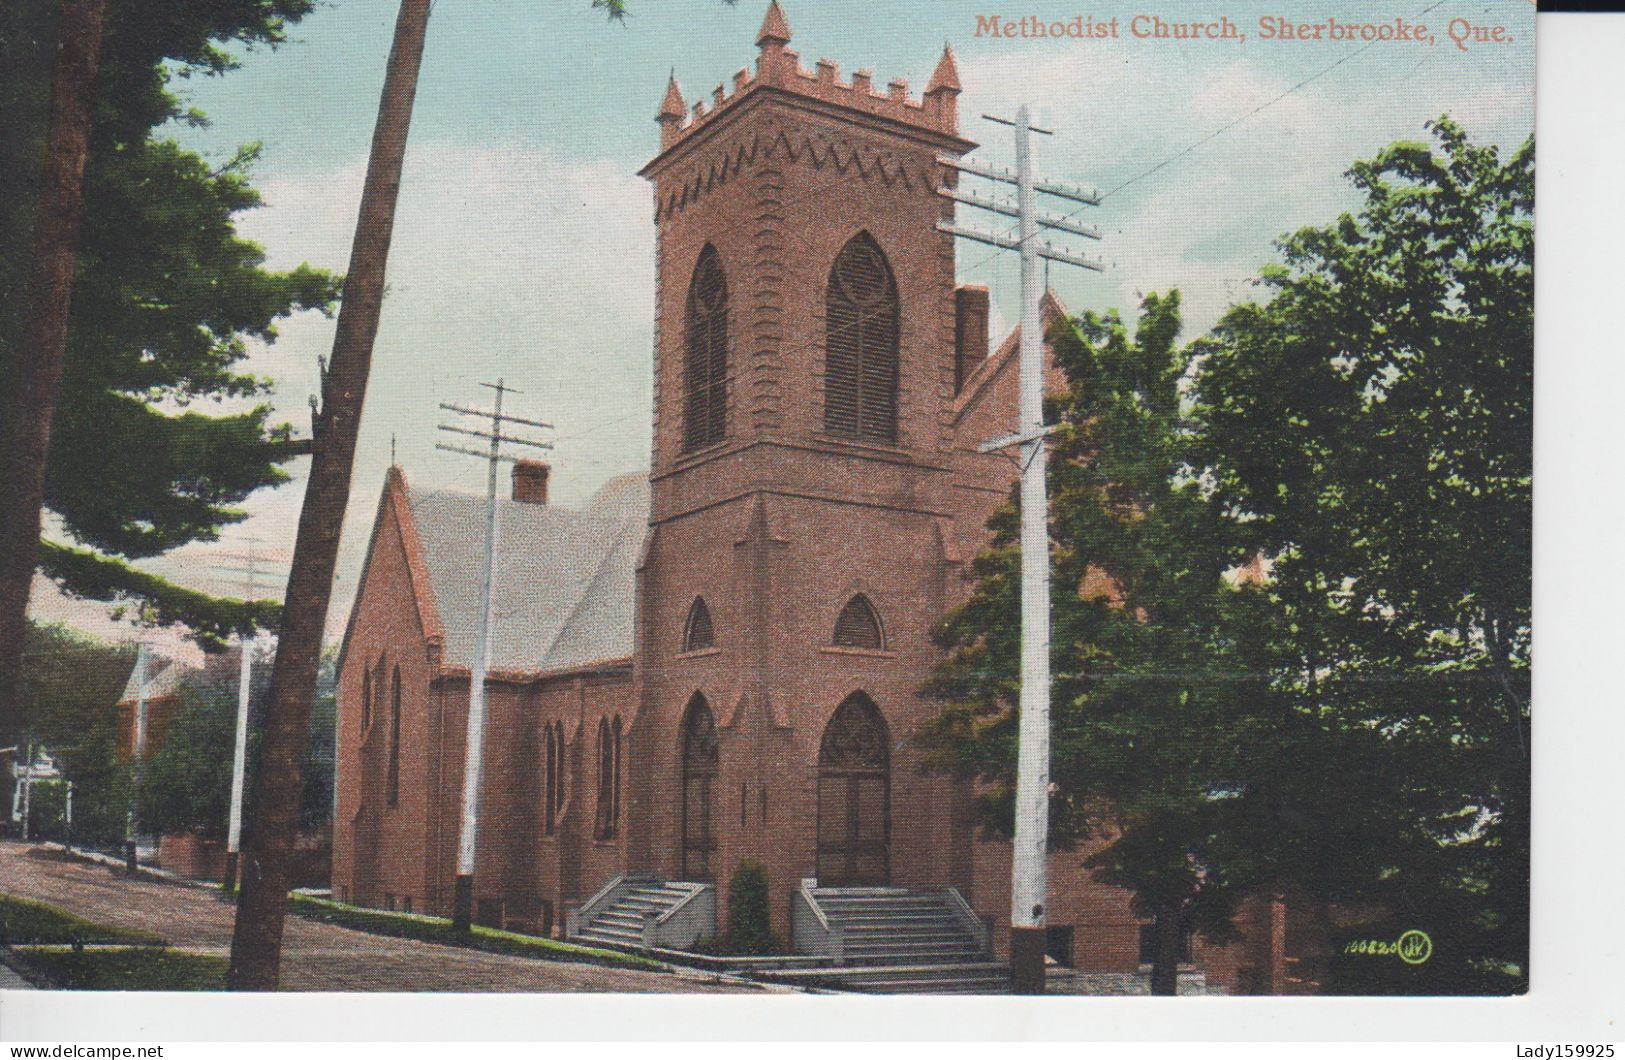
[27,0,1536,661]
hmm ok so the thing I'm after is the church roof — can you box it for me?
[403,472,649,677]
[117,656,194,706]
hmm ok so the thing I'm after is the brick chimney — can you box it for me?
[954,284,990,394]
[512,459,550,505]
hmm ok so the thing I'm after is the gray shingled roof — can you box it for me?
[117,656,194,705]
[406,473,648,675]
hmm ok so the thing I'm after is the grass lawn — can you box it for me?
[0,893,163,945]
[285,893,664,971]
[12,946,226,990]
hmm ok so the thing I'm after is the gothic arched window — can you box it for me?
[386,665,402,807]
[683,597,715,653]
[824,232,900,443]
[684,245,729,451]
[833,594,884,650]
[544,722,564,836]
[595,716,621,839]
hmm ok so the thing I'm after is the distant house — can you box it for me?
[114,655,199,764]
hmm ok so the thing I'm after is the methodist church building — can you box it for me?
[333,3,1301,993]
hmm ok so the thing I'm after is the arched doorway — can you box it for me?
[817,693,890,885]
[680,694,718,881]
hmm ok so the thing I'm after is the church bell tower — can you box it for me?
[628,2,979,916]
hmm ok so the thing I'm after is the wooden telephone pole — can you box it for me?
[436,382,552,932]
[939,105,1103,994]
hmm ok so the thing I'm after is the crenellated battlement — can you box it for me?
[655,1,961,153]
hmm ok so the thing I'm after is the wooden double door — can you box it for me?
[815,694,891,886]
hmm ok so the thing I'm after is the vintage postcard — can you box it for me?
[0,0,1534,1016]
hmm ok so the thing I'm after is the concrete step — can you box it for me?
[845,916,955,929]
[595,912,645,929]
[581,923,641,940]
[843,947,985,964]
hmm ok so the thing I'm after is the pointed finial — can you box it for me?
[926,42,961,95]
[757,0,791,47]
[658,71,686,122]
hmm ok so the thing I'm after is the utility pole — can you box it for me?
[212,545,284,892]
[436,380,552,932]
[125,640,149,876]
[938,105,1103,995]
[18,735,33,841]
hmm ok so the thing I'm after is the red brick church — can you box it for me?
[334,2,1299,993]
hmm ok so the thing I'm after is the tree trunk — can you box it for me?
[226,0,432,991]
[1150,907,1183,996]
[0,0,107,764]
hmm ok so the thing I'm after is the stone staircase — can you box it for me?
[781,886,1009,994]
[572,879,711,949]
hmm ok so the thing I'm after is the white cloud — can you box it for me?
[33,140,657,644]
[954,38,1533,338]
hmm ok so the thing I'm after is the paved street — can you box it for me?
[0,842,760,993]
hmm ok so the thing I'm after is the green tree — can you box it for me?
[1191,117,1532,994]
[16,621,136,848]
[137,659,252,841]
[132,643,329,842]
[922,293,1282,995]
[0,0,337,753]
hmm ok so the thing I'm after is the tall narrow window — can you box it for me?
[833,594,884,649]
[386,665,402,806]
[372,659,387,737]
[544,722,561,835]
[361,668,372,732]
[595,717,619,839]
[612,716,623,835]
[683,597,715,652]
[824,232,900,443]
[553,723,566,827]
[684,245,729,451]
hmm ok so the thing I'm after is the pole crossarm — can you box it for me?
[937,155,1101,206]
[983,112,1055,136]
[978,424,1061,454]
[937,220,1105,272]
[438,402,554,430]
[437,423,554,449]
[937,186,1103,240]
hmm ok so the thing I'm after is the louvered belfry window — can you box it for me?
[683,246,729,451]
[825,233,900,443]
[833,594,884,650]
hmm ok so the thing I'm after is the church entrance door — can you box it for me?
[816,693,890,886]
